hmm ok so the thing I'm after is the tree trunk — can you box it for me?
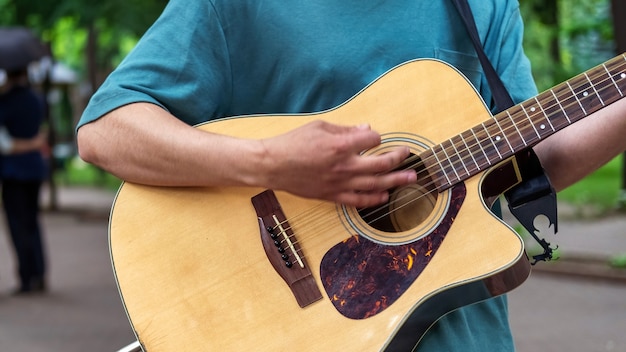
[610,0,626,209]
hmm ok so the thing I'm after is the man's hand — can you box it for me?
[258,120,417,207]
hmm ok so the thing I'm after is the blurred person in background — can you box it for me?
[0,67,48,295]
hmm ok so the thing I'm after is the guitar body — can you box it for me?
[110,60,531,351]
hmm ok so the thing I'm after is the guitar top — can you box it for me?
[109,55,626,351]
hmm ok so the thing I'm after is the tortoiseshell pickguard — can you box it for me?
[320,184,466,319]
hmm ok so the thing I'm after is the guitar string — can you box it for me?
[352,56,626,226]
[287,57,625,239]
[380,57,626,205]
[273,57,626,261]
[410,57,626,193]
[359,59,625,225]
[275,97,623,262]
[270,57,626,261]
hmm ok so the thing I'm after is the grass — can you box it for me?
[55,156,122,191]
[557,154,625,215]
[610,254,626,269]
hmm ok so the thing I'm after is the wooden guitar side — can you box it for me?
[109,59,531,351]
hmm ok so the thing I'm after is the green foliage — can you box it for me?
[0,0,15,24]
[0,0,168,76]
[44,17,88,73]
[559,0,615,74]
[521,0,615,91]
[610,253,626,268]
[558,155,623,214]
[58,157,122,191]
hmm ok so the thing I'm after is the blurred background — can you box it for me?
[0,0,625,352]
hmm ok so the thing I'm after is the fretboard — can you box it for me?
[423,53,626,191]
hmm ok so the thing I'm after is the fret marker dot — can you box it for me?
[530,107,536,112]
[583,91,589,97]
[495,136,501,141]
[621,73,626,79]
[540,124,546,130]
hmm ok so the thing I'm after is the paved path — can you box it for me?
[0,187,135,352]
[0,186,624,351]
[509,274,626,352]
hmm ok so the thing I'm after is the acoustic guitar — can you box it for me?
[109,54,626,351]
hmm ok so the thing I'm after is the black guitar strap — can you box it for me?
[451,0,558,264]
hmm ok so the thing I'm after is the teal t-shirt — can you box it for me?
[79,0,537,350]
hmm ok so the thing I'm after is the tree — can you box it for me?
[1,0,168,90]
[521,0,614,90]
[520,0,560,90]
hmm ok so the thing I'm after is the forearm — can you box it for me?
[12,134,46,153]
[76,103,265,187]
[0,127,46,154]
[534,98,626,192]
[76,102,417,207]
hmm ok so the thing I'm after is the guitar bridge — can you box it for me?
[251,190,323,308]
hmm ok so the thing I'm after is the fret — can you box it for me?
[418,149,442,190]
[533,92,562,133]
[603,64,624,97]
[449,136,472,177]
[505,110,527,147]
[459,130,481,171]
[504,104,538,149]
[594,58,626,107]
[566,81,587,115]
[493,110,523,154]
[432,144,453,186]
[487,115,521,161]
[439,140,461,182]
[525,110,541,138]
[481,122,502,160]
[521,100,553,140]
[549,88,572,124]
[557,77,590,124]
[491,115,514,154]
[470,127,491,168]
[583,72,605,107]
[575,73,605,116]
[533,97,557,132]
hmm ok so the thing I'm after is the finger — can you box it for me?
[343,146,412,174]
[320,122,381,153]
[317,121,371,134]
[348,170,417,193]
[333,190,390,208]
[349,128,383,151]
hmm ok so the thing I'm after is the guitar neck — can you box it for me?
[424,53,626,190]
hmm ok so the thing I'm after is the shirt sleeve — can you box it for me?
[491,2,538,104]
[77,0,233,130]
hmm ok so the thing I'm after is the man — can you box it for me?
[76,0,626,350]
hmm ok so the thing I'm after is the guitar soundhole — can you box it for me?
[358,155,437,232]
